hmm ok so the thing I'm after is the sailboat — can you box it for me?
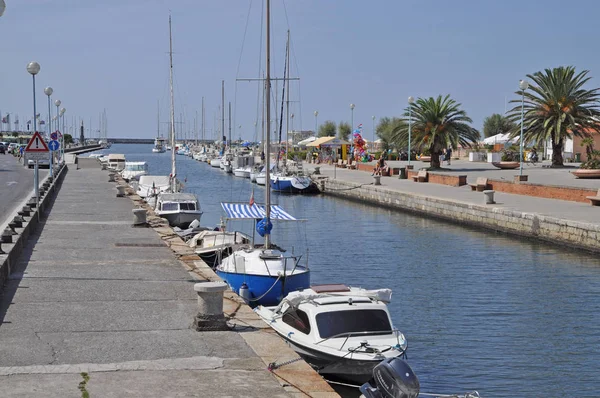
[215,0,310,306]
[269,30,319,194]
[154,15,203,229]
[153,101,167,153]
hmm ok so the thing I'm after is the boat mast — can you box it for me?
[221,80,225,150]
[265,0,271,249]
[169,14,176,191]
[157,100,160,139]
[201,96,205,143]
[228,102,232,149]
[285,29,290,165]
[195,110,198,146]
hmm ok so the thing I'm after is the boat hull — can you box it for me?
[215,269,310,307]
[256,175,266,185]
[160,211,202,228]
[270,176,320,194]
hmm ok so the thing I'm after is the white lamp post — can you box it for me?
[60,107,66,162]
[27,61,41,208]
[519,80,529,176]
[44,87,54,177]
[407,96,415,168]
[314,110,318,135]
[350,103,355,162]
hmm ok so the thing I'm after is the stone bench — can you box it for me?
[469,177,489,192]
[412,170,428,182]
[587,189,600,206]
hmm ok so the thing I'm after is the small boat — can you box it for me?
[107,154,126,171]
[255,284,408,385]
[255,171,266,185]
[188,229,251,268]
[121,161,148,182]
[155,192,203,228]
[270,173,319,194]
[137,175,171,199]
[233,167,251,178]
[210,157,221,168]
[249,165,260,183]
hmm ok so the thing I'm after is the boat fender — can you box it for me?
[239,283,251,303]
[287,331,294,338]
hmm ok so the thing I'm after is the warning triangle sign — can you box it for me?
[25,132,50,152]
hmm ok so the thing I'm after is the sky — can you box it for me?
[1,0,600,141]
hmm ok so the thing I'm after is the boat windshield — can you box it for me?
[315,309,391,339]
[161,203,179,211]
[125,164,146,171]
[179,202,197,211]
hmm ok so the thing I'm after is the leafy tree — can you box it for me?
[338,122,351,140]
[376,117,406,152]
[0,132,3,138]
[64,133,73,145]
[318,120,336,137]
[392,95,479,169]
[11,132,18,138]
[483,113,515,138]
[507,66,600,167]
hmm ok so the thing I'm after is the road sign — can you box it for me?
[26,152,50,161]
[25,132,49,153]
[48,140,60,151]
[50,132,58,140]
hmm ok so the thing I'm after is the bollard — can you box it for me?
[27,198,37,208]
[12,216,24,228]
[18,206,31,217]
[0,241,5,255]
[399,168,407,179]
[193,282,229,331]
[108,173,116,182]
[373,175,381,186]
[116,185,126,197]
[7,221,19,235]
[2,229,13,243]
[101,163,107,170]
[483,190,496,205]
[132,208,147,227]
[313,166,320,175]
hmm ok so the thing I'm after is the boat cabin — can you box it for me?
[107,154,126,171]
[121,162,148,181]
[156,193,200,212]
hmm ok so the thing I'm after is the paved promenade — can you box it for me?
[309,162,600,226]
[0,167,335,397]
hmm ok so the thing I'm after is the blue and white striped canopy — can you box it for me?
[221,203,297,221]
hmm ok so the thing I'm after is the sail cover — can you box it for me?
[221,203,297,221]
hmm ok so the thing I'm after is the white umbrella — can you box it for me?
[297,136,317,146]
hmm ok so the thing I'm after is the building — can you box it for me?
[289,130,315,145]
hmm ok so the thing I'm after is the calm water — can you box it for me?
[101,144,600,397]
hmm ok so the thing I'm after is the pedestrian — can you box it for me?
[18,145,24,162]
[446,147,453,165]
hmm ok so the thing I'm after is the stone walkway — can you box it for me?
[0,167,336,397]
[310,163,600,226]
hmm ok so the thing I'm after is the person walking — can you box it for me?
[446,147,453,165]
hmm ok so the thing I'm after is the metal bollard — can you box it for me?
[0,241,5,255]
[108,173,116,182]
[132,208,147,227]
[101,163,107,170]
[193,282,229,331]
[7,221,19,235]
[27,198,37,208]
[18,206,31,217]
[483,190,496,205]
[313,166,321,175]
[116,185,126,197]
[12,216,24,228]
[1,229,13,243]
[373,175,381,186]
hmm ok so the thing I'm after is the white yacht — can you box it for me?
[155,193,202,228]
[137,175,171,199]
[120,161,148,182]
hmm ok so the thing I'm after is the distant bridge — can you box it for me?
[107,138,215,144]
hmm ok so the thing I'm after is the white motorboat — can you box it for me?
[155,193,202,228]
[255,284,407,384]
[233,167,251,178]
[107,154,126,171]
[211,157,221,168]
[249,166,260,183]
[255,171,266,185]
[188,229,251,268]
[121,161,148,182]
[137,175,171,199]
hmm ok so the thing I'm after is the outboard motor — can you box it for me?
[360,358,420,398]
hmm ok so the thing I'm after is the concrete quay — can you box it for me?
[311,163,600,254]
[0,166,336,397]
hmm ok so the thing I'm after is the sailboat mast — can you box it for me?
[201,96,205,142]
[221,80,225,149]
[157,100,160,138]
[169,14,176,190]
[265,0,271,249]
[285,30,290,161]
[228,102,232,147]
[195,110,198,146]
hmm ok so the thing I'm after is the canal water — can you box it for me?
[101,144,600,397]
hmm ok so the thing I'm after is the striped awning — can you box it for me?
[221,203,297,221]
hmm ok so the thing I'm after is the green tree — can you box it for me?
[338,122,351,140]
[318,120,336,137]
[64,133,74,145]
[11,132,18,138]
[483,113,515,138]
[392,95,479,169]
[376,117,406,152]
[507,66,600,167]
[0,132,3,138]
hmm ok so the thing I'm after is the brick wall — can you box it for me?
[488,179,596,203]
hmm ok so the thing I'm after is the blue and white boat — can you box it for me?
[215,203,310,306]
[270,172,319,194]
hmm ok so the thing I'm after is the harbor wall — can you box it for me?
[321,179,600,254]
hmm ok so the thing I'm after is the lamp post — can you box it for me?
[60,107,66,162]
[27,61,41,209]
[519,80,529,176]
[44,87,54,177]
[407,96,414,168]
[350,103,355,162]
[313,110,318,135]
[371,115,376,154]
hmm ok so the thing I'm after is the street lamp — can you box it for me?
[60,107,66,162]
[44,87,54,177]
[371,115,376,154]
[519,80,529,176]
[407,96,415,169]
[314,110,318,135]
[27,61,41,209]
[350,103,355,162]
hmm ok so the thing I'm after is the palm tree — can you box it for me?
[508,66,600,167]
[392,95,479,169]
[376,117,406,153]
[483,113,515,138]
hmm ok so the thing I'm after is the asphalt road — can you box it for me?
[0,154,48,227]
